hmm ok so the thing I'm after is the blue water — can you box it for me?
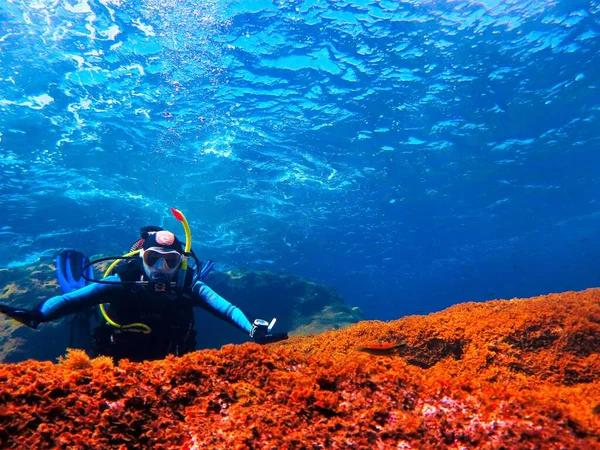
[1,0,599,321]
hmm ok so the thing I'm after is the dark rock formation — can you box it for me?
[0,262,361,362]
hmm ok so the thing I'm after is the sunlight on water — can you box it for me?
[0,0,598,319]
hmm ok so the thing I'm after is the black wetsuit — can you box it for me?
[39,260,253,361]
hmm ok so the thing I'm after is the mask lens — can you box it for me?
[144,251,161,267]
[162,252,182,269]
[144,249,181,269]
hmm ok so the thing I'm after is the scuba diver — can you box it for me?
[0,208,288,362]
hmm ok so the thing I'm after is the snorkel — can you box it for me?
[170,207,192,290]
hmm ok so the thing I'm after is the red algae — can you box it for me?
[1,289,600,449]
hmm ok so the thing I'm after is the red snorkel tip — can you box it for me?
[170,207,184,222]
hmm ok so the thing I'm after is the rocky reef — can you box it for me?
[0,288,599,448]
[0,261,361,362]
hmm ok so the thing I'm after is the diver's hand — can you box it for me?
[0,304,42,329]
[250,318,288,344]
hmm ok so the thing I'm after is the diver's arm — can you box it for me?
[0,275,124,328]
[38,275,124,321]
[190,281,253,334]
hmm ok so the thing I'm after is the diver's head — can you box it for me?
[140,230,183,291]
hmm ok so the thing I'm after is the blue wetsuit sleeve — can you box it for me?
[190,281,252,334]
[37,275,124,321]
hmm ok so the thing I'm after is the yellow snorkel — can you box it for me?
[97,207,193,335]
[170,207,192,289]
[170,207,192,252]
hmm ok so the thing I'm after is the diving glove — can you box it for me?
[0,304,42,329]
[250,318,288,344]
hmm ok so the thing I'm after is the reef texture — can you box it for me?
[1,288,599,449]
[0,263,361,362]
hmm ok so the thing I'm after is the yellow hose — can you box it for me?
[99,249,151,334]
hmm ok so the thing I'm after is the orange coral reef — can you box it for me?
[1,289,599,449]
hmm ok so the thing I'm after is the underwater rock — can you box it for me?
[204,269,363,344]
[0,288,599,448]
[0,262,361,362]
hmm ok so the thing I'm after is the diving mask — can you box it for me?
[141,247,183,291]
[142,248,182,270]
